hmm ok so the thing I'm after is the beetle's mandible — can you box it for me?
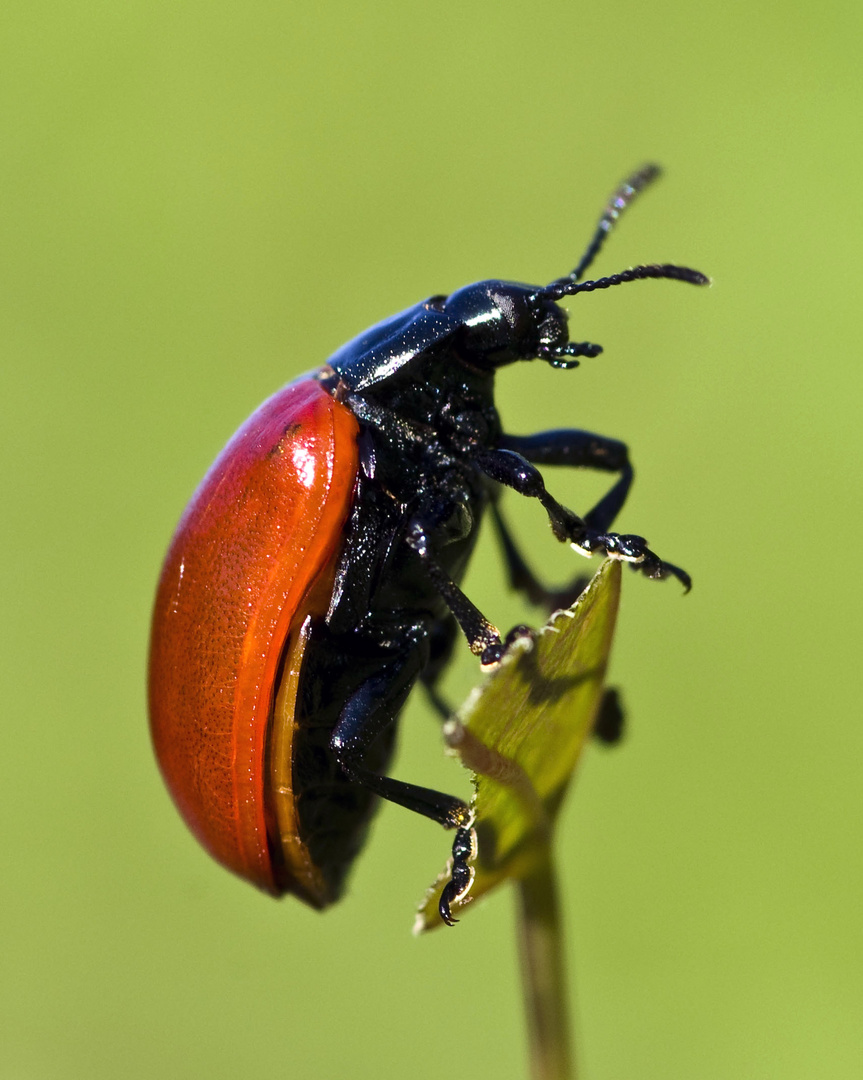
[148,165,708,924]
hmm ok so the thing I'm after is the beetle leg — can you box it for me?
[420,616,459,721]
[474,445,598,543]
[489,499,591,613]
[489,500,627,747]
[498,428,632,532]
[439,825,476,926]
[329,621,470,830]
[592,686,626,745]
[404,512,513,667]
[424,684,453,722]
[475,445,690,590]
[329,624,475,924]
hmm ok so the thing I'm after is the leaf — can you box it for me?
[415,559,622,932]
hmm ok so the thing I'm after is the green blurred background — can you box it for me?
[2,2,860,1077]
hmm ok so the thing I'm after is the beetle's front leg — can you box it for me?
[500,428,633,534]
[474,446,690,590]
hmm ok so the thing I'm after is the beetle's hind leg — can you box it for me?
[327,620,475,925]
[329,620,469,829]
[438,825,475,926]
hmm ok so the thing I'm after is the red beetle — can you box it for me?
[148,166,707,922]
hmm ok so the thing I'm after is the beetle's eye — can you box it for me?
[537,307,568,348]
[424,295,447,313]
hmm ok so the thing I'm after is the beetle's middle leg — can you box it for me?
[404,501,531,668]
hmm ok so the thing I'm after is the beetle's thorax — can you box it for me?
[357,353,499,446]
[321,334,504,469]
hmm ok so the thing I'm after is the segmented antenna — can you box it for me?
[533,165,710,304]
[571,163,662,282]
[540,263,709,303]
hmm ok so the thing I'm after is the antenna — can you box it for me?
[571,163,662,282]
[533,165,710,304]
[539,262,709,304]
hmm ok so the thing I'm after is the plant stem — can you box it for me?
[516,849,574,1080]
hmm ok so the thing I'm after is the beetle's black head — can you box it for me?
[445,163,710,373]
[443,281,574,371]
[328,165,709,395]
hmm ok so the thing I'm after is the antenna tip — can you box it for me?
[633,162,662,186]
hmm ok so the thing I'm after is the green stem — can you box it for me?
[516,850,574,1080]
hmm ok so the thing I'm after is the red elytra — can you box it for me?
[148,377,359,895]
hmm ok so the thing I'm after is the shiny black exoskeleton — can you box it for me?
[294,165,708,923]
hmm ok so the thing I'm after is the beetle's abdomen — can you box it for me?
[148,376,359,895]
[285,618,402,904]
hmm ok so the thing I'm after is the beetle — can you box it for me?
[148,165,708,924]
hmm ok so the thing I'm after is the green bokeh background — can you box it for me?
[2,3,860,1077]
